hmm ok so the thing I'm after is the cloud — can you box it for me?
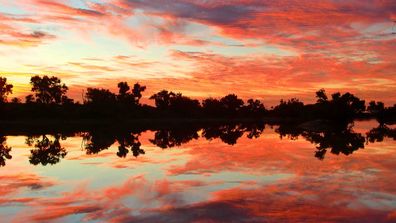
[0,13,55,47]
[1,0,396,104]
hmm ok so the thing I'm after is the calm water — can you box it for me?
[0,120,396,222]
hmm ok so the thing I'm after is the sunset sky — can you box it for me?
[1,0,395,105]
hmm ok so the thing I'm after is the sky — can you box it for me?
[0,0,395,105]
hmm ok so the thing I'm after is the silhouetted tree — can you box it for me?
[29,75,71,104]
[132,83,146,105]
[25,94,34,103]
[220,94,244,115]
[85,88,117,105]
[117,82,146,106]
[118,82,130,98]
[10,97,21,103]
[0,77,13,103]
[272,98,305,118]
[0,136,12,166]
[330,91,365,118]
[27,135,67,166]
[169,93,200,114]
[202,98,223,116]
[316,88,328,103]
[368,101,385,114]
[368,101,386,123]
[311,89,365,120]
[149,90,175,110]
[149,90,200,115]
[243,99,266,116]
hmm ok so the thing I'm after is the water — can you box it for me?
[0,120,396,222]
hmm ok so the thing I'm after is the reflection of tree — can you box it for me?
[275,122,365,160]
[302,125,365,160]
[201,123,265,145]
[82,130,145,157]
[116,133,144,158]
[82,130,115,155]
[243,122,265,139]
[27,134,67,166]
[202,124,244,145]
[275,124,302,140]
[366,124,396,143]
[0,136,12,166]
[150,128,199,148]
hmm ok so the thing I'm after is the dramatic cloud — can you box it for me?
[0,0,395,104]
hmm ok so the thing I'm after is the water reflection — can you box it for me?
[26,134,67,166]
[276,122,366,160]
[366,124,396,143]
[0,136,12,166]
[1,121,396,222]
[116,132,144,158]
[82,130,145,157]
[150,127,199,148]
[0,121,395,166]
[304,126,365,160]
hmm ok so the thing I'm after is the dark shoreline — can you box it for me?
[0,117,376,136]
[0,117,277,135]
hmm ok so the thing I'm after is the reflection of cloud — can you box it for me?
[2,126,396,222]
[0,173,56,205]
[13,174,209,222]
[128,201,253,223]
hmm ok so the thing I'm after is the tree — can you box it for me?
[118,82,130,97]
[10,97,21,103]
[202,98,223,116]
[244,99,266,114]
[29,75,69,104]
[85,88,117,105]
[0,77,13,103]
[272,98,305,117]
[117,82,146,105]
[149,90,200,115]
[330,92,366,117]
[168,93,200,114]
[131,83,146,105]
[316,89,328,103]
[149,90,175,110]
[25,94,34,103]
[312,89,366,120]
[220,94,244,114]
[368,101,386,124]
[368,101,385,114]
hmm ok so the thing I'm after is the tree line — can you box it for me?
[0,75,395,123]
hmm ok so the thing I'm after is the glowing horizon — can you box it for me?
[1,0,395,106]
